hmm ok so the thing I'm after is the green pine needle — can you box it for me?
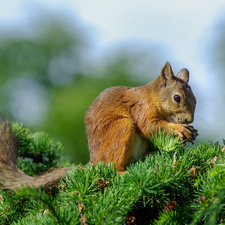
[147,125,184,152]
[1,121,225,225]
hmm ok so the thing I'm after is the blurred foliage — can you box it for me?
[209,16,225,104]
[203,15,225,143]
[0,9,165,163]
[208,16,225,84]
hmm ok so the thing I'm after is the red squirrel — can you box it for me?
[0,62,198,190]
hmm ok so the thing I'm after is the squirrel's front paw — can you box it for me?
[171,124,198,144]
[190,126,199,143]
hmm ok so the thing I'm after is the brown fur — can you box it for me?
[0,62,198,191]
[0,120,71,191]
[85,62,198,171]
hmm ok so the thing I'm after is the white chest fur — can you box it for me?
[126,133,148,166]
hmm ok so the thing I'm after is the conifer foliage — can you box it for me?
[0,122,225,224]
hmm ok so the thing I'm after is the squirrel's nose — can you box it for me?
[185,115,194,124]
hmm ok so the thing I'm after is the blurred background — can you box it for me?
[0,0,224,163]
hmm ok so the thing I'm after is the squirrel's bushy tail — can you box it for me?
[0,119,71,191]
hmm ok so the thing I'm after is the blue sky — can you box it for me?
[1,0,224,82]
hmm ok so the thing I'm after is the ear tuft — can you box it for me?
[160,62,175,81]
[176,68,189,83]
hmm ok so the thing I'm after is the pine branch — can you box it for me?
[1,121,225,224]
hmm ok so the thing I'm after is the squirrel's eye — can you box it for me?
[174,95,181,103]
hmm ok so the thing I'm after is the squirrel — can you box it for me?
[0,62,198,191]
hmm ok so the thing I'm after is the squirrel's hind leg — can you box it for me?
[90,117,135,172]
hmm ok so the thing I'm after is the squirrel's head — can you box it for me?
[156,62,196,125]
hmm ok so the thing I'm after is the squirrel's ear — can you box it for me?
[160,62,175,83]
[176,68,189,83]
